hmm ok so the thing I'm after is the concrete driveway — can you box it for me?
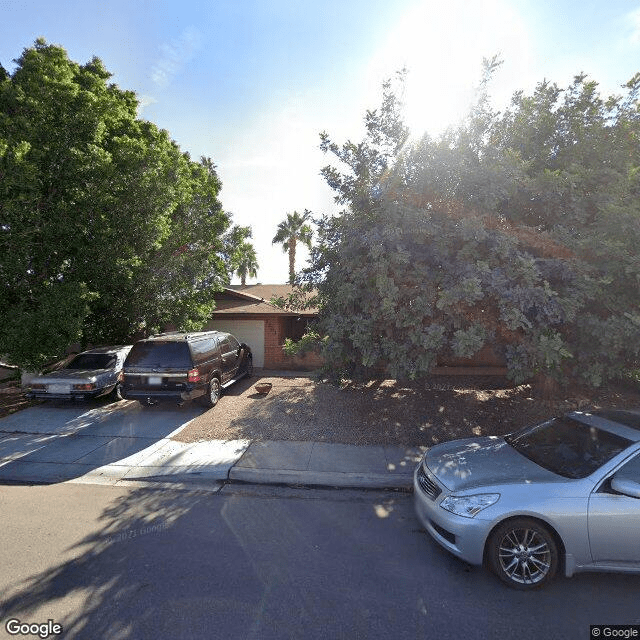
[0,400,249,486]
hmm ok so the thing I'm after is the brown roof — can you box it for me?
[212,285,318,316]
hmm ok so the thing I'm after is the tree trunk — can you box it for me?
[288,237,297,284]
[531,373,561,399]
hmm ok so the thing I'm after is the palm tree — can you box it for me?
[235,242,259,286]
[272,210,313,284]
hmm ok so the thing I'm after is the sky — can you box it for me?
[2,0,640,284]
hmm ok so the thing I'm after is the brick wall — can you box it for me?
[263,317,324,371]
[263,317,284,368]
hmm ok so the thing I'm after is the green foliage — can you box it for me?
[234,243,259,286]
[272,209,313,284]
[282,330,324,357]
[221,226,259,285]
[452,324,490,359]
[305,62,640,386]
[270,281,318,312]
[0,41,232,369]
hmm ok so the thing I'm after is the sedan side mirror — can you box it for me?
[611,474,640,499]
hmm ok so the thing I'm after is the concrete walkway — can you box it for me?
[0,404,424,491]
[230,440,425,489]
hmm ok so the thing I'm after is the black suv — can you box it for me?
[122,331,253,407]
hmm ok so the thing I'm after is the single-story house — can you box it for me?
[205,284,506,375]
[204,284,322,370]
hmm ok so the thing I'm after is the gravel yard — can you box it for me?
[3,372,639,447]
[172,372,640,446]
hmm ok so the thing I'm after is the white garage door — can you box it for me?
[205,319,265,368]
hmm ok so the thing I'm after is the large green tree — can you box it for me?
[272,210,313,284]
[305,62,640,387]
[0,40,234,369]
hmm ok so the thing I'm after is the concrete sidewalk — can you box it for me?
[230,440,425,489]
[0,403,424,490]
[0,437,423,490]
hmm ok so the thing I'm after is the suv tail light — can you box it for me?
[188,368,202,383]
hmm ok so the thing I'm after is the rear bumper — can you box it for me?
[27,387,111,401]
[122,386,204,403]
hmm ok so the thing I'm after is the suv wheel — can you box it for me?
[111,383,124,401]
[244,354,253,378]
[202,377,221,408]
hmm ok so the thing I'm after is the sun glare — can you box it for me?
[366,0,533,138]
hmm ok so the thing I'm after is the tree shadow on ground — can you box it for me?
[0,398,204,484]
[1,485,639,639]
[0,486,264,639]
[179,374,640,446]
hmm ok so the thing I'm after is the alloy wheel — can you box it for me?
[209,378,220,406]
[498,528,551,584]
[488,518,558,589]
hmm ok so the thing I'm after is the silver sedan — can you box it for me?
[414,409,640,589]
[27,346,132,401]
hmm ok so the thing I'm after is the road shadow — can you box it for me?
[1,486,639,639]
[0,486,220,639]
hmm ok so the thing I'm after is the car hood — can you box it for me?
[425,436,560,492]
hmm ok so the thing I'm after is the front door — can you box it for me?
[220,337,240,383]
[588,452,640,563]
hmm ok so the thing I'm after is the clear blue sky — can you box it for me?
[2,0,639,283]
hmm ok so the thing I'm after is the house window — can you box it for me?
[282,317,310,342]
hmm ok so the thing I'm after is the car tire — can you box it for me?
[487,518,558,590]
[111,383,124,401]
[201,377,221,408]
[244,354,253,378]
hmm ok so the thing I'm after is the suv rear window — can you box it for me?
[126,342,192,368]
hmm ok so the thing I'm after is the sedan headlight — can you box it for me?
[440,493,500,518]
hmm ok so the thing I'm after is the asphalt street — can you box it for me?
[1,482,639,640]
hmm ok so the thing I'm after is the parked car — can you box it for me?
[414,409,640,589]
[122,331,252,407]
[26,346,132,401]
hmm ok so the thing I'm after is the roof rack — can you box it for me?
[147,330,223,340]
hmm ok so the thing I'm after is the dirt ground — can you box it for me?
[3,373,640,446]
[0,381,36,419]
[171,373,640,446]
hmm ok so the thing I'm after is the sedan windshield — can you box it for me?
[66,354,116,370]
[505,417,631,479]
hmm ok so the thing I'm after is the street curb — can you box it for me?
[228,466,414,490]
